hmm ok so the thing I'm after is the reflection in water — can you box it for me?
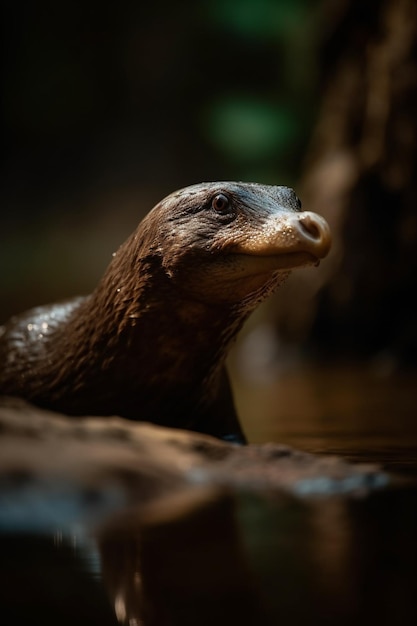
[0,483,416,626]
[98,487,266,626]
[309,500,354,603]
[0,532,118,626]
[95,485,417,626]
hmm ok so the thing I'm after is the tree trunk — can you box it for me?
[277,0,417,366]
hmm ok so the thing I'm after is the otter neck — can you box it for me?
[63,250,249,397]
[80,255,249,393]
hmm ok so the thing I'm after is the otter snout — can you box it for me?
[232,207,331,264]
[294,211,332,259]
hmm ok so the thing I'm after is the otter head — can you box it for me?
[137,182,331,309]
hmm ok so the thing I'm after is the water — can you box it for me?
[0,362,416,625]
[236,362,417,475]
[1,485,415,626]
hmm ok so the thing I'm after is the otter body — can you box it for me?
[0,182,331,442]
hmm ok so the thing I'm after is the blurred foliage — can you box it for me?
[202,0,320,182]
[209,0,306,38]
[205,97,297,162]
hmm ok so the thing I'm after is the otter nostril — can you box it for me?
[298,214,321,241]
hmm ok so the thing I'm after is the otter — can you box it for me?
[0,182,331,443]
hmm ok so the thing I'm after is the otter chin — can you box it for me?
[0,182,331,443]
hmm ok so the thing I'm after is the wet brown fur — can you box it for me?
[0,182,330,442]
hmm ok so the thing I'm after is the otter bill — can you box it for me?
[0,182,331,442]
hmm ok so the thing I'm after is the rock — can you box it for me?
[0,396,391,533]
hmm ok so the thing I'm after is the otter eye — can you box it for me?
[211,193,231,214]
